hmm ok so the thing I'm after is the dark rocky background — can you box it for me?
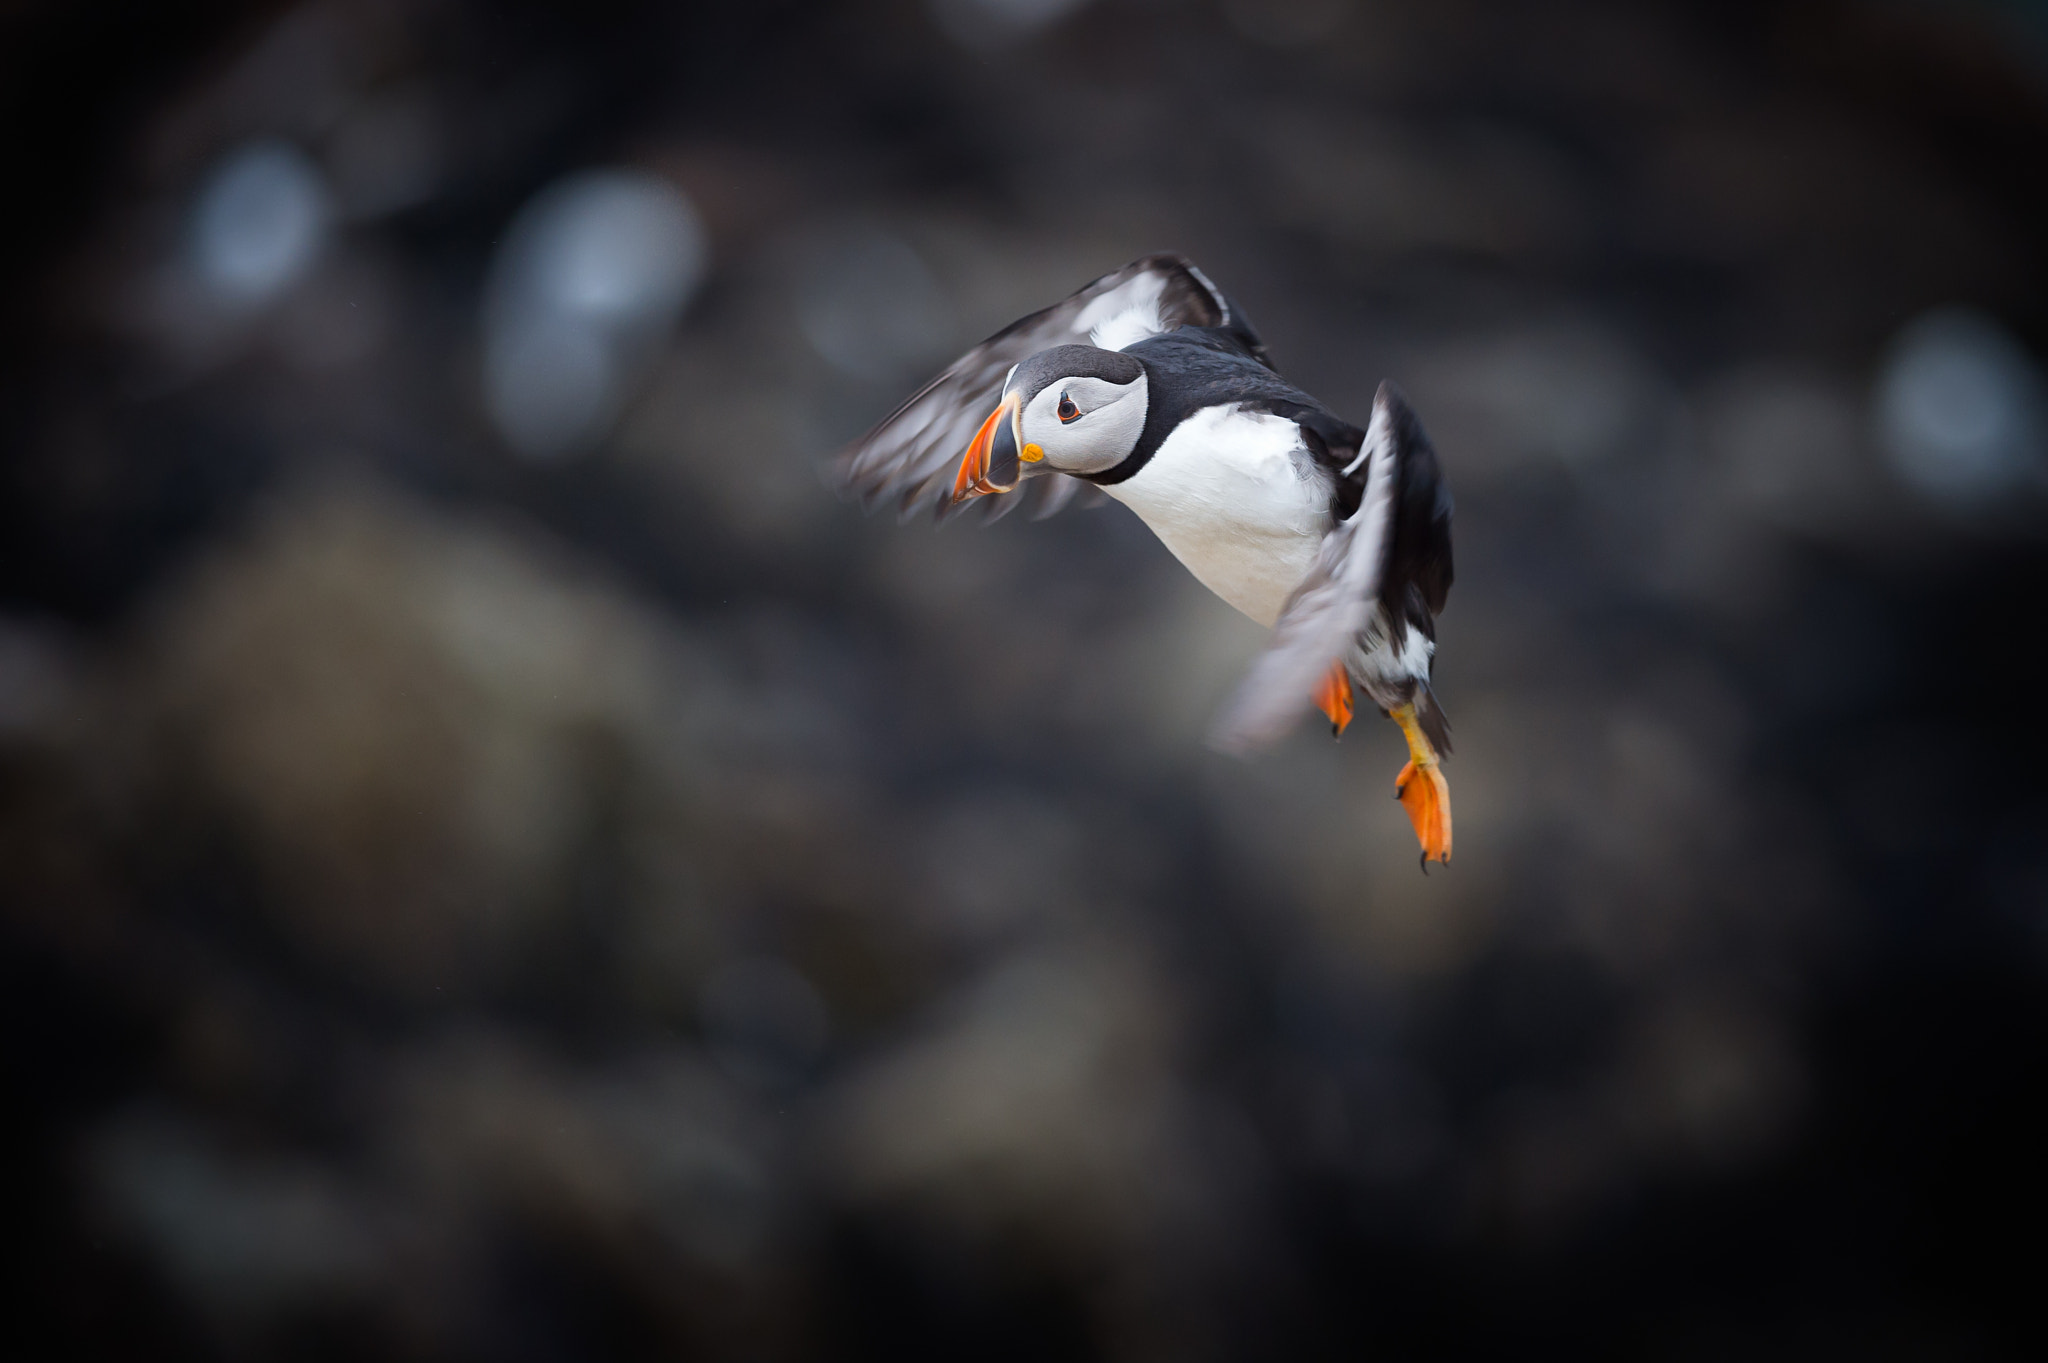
[4,0,2047,1357]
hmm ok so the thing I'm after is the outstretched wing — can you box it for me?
[1209,383,1454,753]
[838,253,1261,523]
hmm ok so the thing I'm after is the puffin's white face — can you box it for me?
[953,344,1151,502]
[1014,371,1150,478]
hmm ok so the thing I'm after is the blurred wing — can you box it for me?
[838,253,1248,523]
[1209,384,1419,754]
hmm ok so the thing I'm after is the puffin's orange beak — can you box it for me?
[953,393,1022,503]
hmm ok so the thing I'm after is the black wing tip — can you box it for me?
[1368,378,1454,613]
[1131,249,1197,270]
[1370,382,1442,465]
[1120,251,1246,337]
[1372,380,1418,423]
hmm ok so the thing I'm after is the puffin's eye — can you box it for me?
[1057,392,1080,424]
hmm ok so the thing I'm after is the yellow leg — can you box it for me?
[1391,703,1452,869]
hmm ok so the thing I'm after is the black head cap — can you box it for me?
[1007,345,1145,405]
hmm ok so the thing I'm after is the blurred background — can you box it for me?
[3,0,2046,1357]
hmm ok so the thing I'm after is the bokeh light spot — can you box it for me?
[1876,306,2047,504]
[189,140,331,304]
[484,169,706,461]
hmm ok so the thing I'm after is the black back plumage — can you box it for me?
[1096,327,1367,488]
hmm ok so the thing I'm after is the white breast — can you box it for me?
[1104,405,1333,627]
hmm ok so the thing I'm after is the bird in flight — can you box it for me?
[840,255,1455,867]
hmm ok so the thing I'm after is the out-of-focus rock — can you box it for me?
[326,83,444,220]
[826,941,1187,1252]
[1255,111,1589,263]
[618,341,833,551]
[791,220,954,385]
[126,480,705,990]
[1703,365,1871,536]
[0,618,71,737]
[89,1110,391,1323]
[1616,990,1804,1168]
[1412,319,1680,480]
[700,954,833,1087]
[392,1034,790,1270]
[1220,0,1356,49]
[928,0,1096,53]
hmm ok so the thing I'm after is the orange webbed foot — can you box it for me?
[1394,756,1453,870]
[1391,705,1452,870]
[1313,662,1354,738]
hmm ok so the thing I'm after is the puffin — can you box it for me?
[840,254,1455,866]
